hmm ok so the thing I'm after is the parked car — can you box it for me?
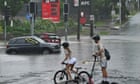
[39,33,61,46]
[6,36,61,54]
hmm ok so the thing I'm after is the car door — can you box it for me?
[25,38,40,54]
[14,38,32,53]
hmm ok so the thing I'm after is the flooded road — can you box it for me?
[0,13,140,84]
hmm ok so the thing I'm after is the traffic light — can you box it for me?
[5,6,11,17]
[4,6,11,25]
[64,3,69,14]
[30,2,37,14]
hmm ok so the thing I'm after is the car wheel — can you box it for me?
[42,49,50,54]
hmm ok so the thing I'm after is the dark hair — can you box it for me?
[62,42,69,48]
[92,35,100,40]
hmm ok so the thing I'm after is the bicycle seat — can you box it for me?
[75,67,82,70]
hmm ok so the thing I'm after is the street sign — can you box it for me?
[42,0,60,23]
[80,17,86,24]
[90,15,94,21]
[74,0,79,7]
[81,0,90,6]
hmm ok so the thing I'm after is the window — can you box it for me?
[25,38,39,45]
[15,39,26,44]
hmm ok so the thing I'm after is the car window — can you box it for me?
[8,39,16,44]
[34,37,46,43]
[15,39,26,44]
[25,38,39,45]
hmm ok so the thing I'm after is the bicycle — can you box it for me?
[53,63,90,84]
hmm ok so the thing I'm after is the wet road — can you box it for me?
[1,13,140,84]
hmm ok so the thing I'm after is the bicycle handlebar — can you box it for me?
[61,62,68,65]
[92,55,97,59]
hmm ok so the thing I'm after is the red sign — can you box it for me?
[42,0,60,23]
[80,17,86,24]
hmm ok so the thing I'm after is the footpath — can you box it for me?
[0,41,6,48]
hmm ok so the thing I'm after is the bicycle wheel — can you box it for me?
[54,70,68,84]
[78,71,91,84]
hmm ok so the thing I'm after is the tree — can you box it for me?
[92,0,112,20]
[0,0,29,17]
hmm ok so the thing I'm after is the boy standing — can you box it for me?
[92,35,109,84]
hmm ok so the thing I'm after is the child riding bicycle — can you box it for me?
[61,42,77,80]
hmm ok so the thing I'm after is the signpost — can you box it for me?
[63,0,69,41]
[4,1,7,44]
[77,0,90,40]
[90,14,94,37]
[29,1,37,36]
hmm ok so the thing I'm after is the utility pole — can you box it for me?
[119,0,121,25]
[31,13,34,36]
[64,0,69,41]
[137,0,140,11]
[4,1,7,44]
[90,0,94,37]
[77,0,81,41]
[29,1,37,36]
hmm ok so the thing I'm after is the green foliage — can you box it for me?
[0,26,3,33]
[4,17,76,37]
[0,0,25,17]
[35,18,57,34]
[92,0,112,20]
[7,20,30,36]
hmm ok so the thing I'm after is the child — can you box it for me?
[61,42,77,80]
[92,35,109,84]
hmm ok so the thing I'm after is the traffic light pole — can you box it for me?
[31,14,34,36]
[4,15,7,44]
[29,1,36,36]
[64,0,68,41]
[64,21,68,41]
[77,0,81,41]
[90,0,94,37]
[4,1,7,44]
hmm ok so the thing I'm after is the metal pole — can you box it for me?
[119,0,121,25]
[4,1,7,44]
[77,0,81,41]
[90,0,94,37]
[138,0,139,11]
[64,0,68,41]
[31,14,34,36]
[4,16,7,43]
[65,21,68,41]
